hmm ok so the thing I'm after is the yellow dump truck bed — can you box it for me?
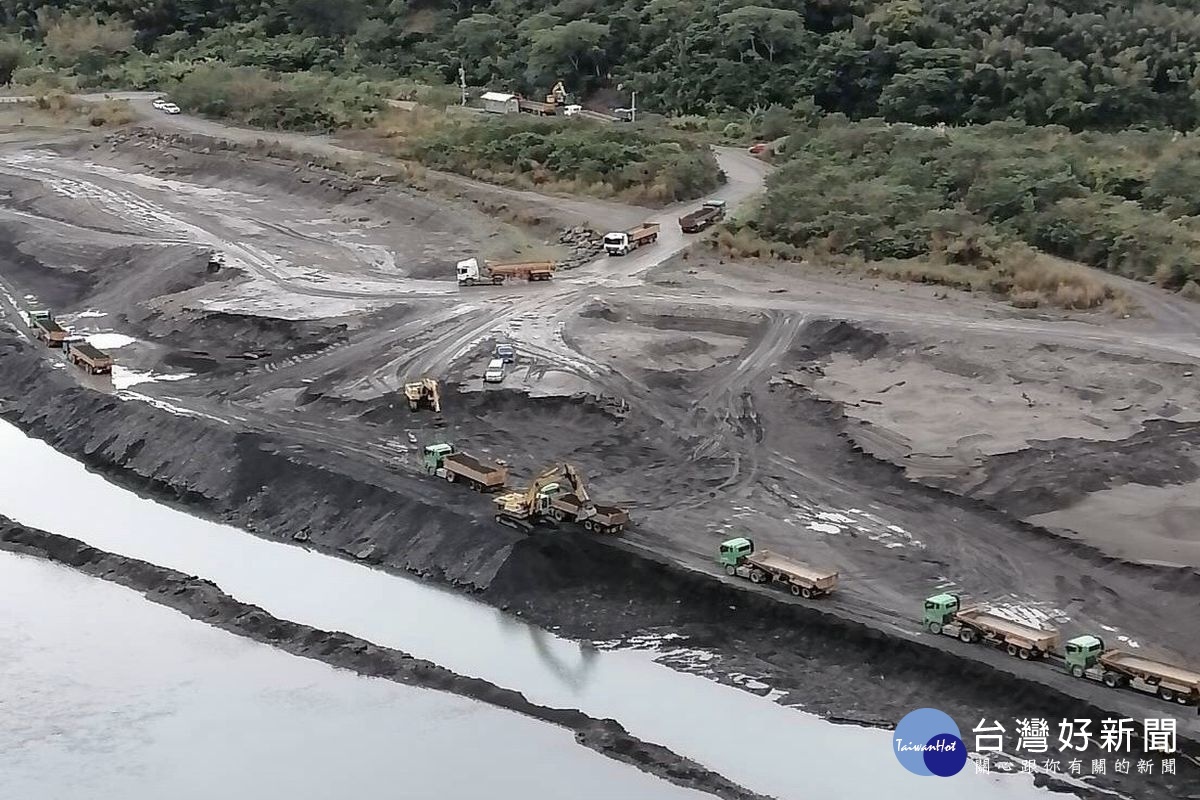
[747,550,838,589]
[1102,651,1200,689]
[956,608,1060,649]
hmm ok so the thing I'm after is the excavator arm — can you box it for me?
[561,464,593,509]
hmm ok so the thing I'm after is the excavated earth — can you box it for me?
[1,124,1200,799]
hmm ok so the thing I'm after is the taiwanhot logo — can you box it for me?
[893,708,968,777]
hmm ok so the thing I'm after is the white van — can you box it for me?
[484,358,505,383]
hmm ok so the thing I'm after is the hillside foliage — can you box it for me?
[3,0,1200,128]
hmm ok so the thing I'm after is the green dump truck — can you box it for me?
[1064,635,1200,705]
[923,593,1060,660]
[422,443,508,491]
[718,537,838,598]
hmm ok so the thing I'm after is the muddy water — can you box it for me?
[0,420,1051,799]
[0,551,709,800]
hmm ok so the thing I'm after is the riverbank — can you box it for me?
[0,333,1195,799]
[0,517,763,800]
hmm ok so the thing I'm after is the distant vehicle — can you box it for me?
[748,142,768,155]
[603,222,660,256]
[494,343,515,363]
[456,257,555,286]
[679,200,727,233]
[612,108,634,122]
[563,104,583,117]
[161,103,181,115]
[484,358,505,383]
[152,98,168,111]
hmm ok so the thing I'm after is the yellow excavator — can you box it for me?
[404,378,441,413]
[493,462,594,532]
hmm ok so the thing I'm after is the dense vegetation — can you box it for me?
[724,117,1200,304]
[386,111,722,204]
[4,0,1200,129]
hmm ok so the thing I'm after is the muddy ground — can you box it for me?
[1,115,1199,798]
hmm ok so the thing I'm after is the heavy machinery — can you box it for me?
[457,258,555,286]
[423,443,508,491]
[923,594,1061,660]
[603,222,660,256]
[546,80,568,105]
[678,200,726,233]
[543,464,629,534]
[718,537,838,598]
[29,310,66,347]
[404,378,441,413]
[1064,635,1200,704]
[493,464,566,531]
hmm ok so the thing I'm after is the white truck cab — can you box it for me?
[456,258,481,285]
[603,232,631,256]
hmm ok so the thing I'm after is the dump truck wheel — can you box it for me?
[789,584,801,596]
[1018,648,1031,660]
[1159,687,1175,702]
[583,520,594,531]
[1176,694,1191,705]
[800,587,813,599]
[750,569,767,584]
[927,622,941,635]
[1070,665,1085,678]
[1103,672,1120,688]
[551,509,565,521]
[445,472,455,483]
[492,276,504,285]
[1006,644,1018,657]
[958,628,973,643]
[725,565,736,576]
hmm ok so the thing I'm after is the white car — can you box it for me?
[161,103,181,115]
[151,98,168,111]
[484,358,505,383]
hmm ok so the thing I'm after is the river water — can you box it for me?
[0,551,714,800]
[0,420,1053,799]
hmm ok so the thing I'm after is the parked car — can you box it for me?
[161,103,181,115]
[748,142,768,155]
[494,343,515,363]
[484,358,505,383]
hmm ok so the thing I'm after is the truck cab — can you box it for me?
[718,537,755,567]
[494,343,515,363]
[603,232,631,256]
[484,358,505,383]
[456,258,482,284]
[923,593,961,628]
[1064,635,1105,676]
[423,443,455,473]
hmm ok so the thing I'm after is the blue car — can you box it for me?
[494,343,515,363]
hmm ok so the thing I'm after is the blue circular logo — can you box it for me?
[893,708,967,777]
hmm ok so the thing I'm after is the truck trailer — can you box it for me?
[30,313,67,347]
[67,342,114,375]
[548,493,629,534]
[603,222,660,256]
[923,594,1060,659]
[457,258,555,286]
[423,443,508,491]
[1065,635,1200,704]
[678,200,726,233]
[718,537,838,598]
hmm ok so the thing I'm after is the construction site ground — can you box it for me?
[1,98,1199,796]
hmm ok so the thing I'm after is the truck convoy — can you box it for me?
[923,593,1060,659]
[603,222,660,256]
[423,443,508,492]
[678,200,726,233]
[718,537,839,598]
[1065,635,1200,704]
[457,258,556,286]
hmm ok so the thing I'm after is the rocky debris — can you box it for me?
[555,225,604,270]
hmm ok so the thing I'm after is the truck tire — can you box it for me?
[493,275,504,285]
[1018,648,1031,660]
[1159,687,1175,702]
[551,509,565,521]
[1070,665,1086,678]
[789,584,801,596]
[750,569,767,584]
[928,622,942,635]
[958,628,974,643]
[1006,644,1018,657]
[725,565,737,576]
[800,587,813,599]
[1177,694,1192,705]
[1102,672,1120,688]
[583,520,594,531]
[445,472,456,483]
